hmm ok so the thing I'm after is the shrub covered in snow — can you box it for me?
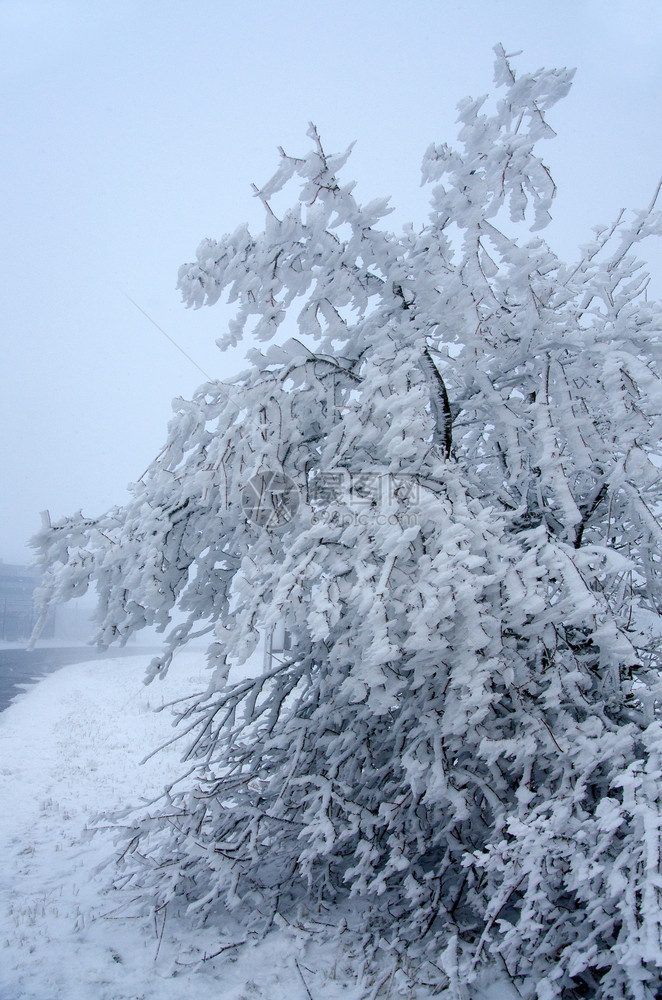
[31,47,662,999]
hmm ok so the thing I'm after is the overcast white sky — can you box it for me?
[1,0,661,565]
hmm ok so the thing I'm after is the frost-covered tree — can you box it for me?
[31,47,662,999]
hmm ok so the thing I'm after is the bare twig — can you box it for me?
[154,903,167,961]
[295,956,315,1000]
[174,939,247,967]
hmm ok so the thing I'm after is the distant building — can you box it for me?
[0,564,54,641]
[263,621,293,671]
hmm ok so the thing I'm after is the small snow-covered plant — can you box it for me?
[31,46,662,999]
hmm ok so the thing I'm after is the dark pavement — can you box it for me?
[0,645,160,712]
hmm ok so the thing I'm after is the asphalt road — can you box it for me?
[0,646,160,713]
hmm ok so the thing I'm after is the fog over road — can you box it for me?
[0,646,159,712]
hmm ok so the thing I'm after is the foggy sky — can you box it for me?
[2,0,661,566]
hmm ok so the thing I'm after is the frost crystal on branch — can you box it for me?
[31,46,662,999]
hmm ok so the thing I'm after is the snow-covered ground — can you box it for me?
[0,652,511,1000]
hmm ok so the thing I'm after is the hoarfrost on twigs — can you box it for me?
[31,46,662,1000]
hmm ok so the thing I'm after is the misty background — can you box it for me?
[2,0,661,569]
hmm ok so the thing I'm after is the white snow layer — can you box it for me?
[0,653,511,1000]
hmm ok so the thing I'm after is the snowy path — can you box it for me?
[0,653,507,1000]
[0,644,161,712]
[0,653,360,999]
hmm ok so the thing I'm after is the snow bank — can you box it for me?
[0,653,508,1000]
[0,654,327,999]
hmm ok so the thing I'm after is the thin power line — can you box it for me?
[123,291,264,438]
[123,292,213,381]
